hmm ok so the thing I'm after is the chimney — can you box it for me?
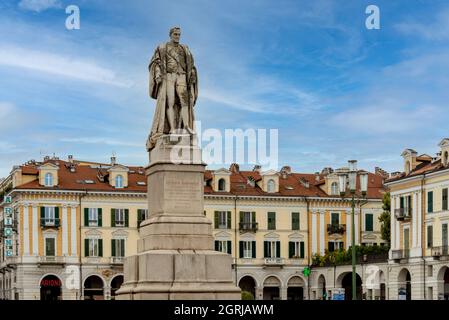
[44,156,50,161]
[229,163,240,173]
[280,166,291,179]
[68,155,74,164]
[321,167,333,175]
[315,172,320,182]
[374,167,388,179]
[401,149,417,175]
[111,156,116,166]
[252,165,262,172]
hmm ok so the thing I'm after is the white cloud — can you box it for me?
[59,137,142,148]
[18,0,61,12]
[395,9,449,41]
[0,45,132,87]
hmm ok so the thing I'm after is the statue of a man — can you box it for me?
[146,26,198,151]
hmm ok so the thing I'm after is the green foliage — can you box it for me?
[241,290,255,300]
[379,192,391,244]
[311,245,389,267]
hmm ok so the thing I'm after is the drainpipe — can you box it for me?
[420,174,426,300]
[78,190,87,300]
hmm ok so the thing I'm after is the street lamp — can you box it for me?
[338,160,368,300]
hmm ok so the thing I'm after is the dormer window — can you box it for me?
[267,179,276,193]
[115,175,123,188]
[45,173,53,187]
[331,182,338,195]
[218,178,226,191]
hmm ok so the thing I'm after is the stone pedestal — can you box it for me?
[116,134,241,300]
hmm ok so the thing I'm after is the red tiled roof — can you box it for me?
[386,158,447,183]
[15,160,385,198]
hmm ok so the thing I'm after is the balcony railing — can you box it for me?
[431,246,449,257]
[40,218,60,228]
[115,220,125,227]
[239,222,258,232]
[391,249,410,260]
[327,224,346,235]
[110,257,124,264]
[264,257,284,265]
[395,208,412,220]
[38,256,65,264]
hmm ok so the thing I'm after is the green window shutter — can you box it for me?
[331,213,339,225]
[84,208,89,227]
[239,212,244,223]
[292,212,300,230]
[84,239,89,257]
[137,209,142,227]
[428,192,434,213]
[227,241,232,254]
[214,240,219,251]
[239,241,243,258]
[55,207,59,219]
[276,241,281,258]
[99,239,103,257]
[252,241,256,258]
[98,208,102,227]
[111,209,114,227]
[111,239,116,257]
[251,212,256,223]
[214,211,219,229]
[40,207,45,219]
[443,189,448,211]
[366,214,373,232]
[125,209,129,227]
[427,226,433,248]
[264,241,269,258]
[268,212,276,230]
[400,197,404,209]
[121,239,125,257]
[300,242,305,258]
[227,211,231,229]
[289,242,294,258]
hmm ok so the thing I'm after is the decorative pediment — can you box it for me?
[214,231,231,240]
[328,233,343,241]
[261,169,279,176]
[112,229,129,237]
[438,138,449,148]
[42,229,58,236]
[213,168,231,175]
[108,164,129,172]
[38,163,59,170]
[401,149,417,157]
[362,233,377,240]
[288,232,304,240]
[264,232,280,240]
[85,229,102,237]
[239,233,255,240]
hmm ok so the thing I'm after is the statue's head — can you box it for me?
[169,27,181,43]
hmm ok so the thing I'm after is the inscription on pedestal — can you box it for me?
[164,175,202,210]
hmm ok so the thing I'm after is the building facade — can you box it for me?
[385,138,449,300]
[0,156,386,300]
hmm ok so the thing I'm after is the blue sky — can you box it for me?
[1,0,449,177]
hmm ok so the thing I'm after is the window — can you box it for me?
[41,207,59,226]
[239,211,256,230]
[427,225,433,248]
[264,240,280,258]
[218,178,226,191]
[443,188,448,211]
[403,228,410,251]
[44,173,53,187]
[112,209,128,227]
[267,179,276,193]
[267,212,276,230]
[331,182,338,195]
[85,238,103,257]
[365,213,373,232]
[137,209,148,228]
[428,191,433,213]
[214,240,232,254]
[112,239,125,257]
[328,241,343,252]
[84,208,102,227]
[239,241,256,258]
[214,211,231,229]
[331,213,339,226]
[115,175,123,188]
[45,238,55,257]
[291,212,300,230]
[289,241,305,258]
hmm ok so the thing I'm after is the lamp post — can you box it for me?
[338,160,368,300]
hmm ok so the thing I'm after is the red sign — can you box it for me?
[41,279,61,287]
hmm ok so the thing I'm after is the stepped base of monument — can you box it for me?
[115,250,241,300]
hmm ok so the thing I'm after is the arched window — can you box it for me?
[331,182,338,195]
[218,178,226,191]
[267,179,276,193]
[44,173,53,187]
[115,175,123,188]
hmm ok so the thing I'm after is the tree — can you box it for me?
[378,192,391,245]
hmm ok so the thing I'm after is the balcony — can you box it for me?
[264,257,284,266]
[40,218,60,228]
[110,257,124,265]
[391,249,410,260]
[239,222,258,233]
[327,224,346,235]
[38,256,65,265]
[395,208,412,221]
[431,246,449,258]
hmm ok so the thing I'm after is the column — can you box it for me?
[412,193,418,248]
[32,205,38,255]
[23,204,30,255]
[319,211,325,255]
[255,287,263,300]
[395,196,400,249]
[62,206,69,256]
[417,192,422,249]
[346,209,351,249]
[280,286,288,300]
[312,211,317,254]
[71,206,78,257]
